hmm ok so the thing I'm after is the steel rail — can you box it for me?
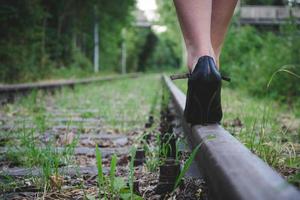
[163,74,300,200]
[0,73,139,104]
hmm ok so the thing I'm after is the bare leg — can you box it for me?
[211,0,238,67]
[173,0,214,71]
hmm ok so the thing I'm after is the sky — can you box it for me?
[136,0,158,21]
[136,0,167,33]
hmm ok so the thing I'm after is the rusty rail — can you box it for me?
[162,74,299,200]
[0,73,139,104]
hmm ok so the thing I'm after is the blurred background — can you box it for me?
[0,0,299,108]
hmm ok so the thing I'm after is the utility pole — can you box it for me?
[94,5,99,73]
[121,28,127,74]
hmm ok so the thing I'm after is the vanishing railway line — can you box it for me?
[0,74,139,105]
[0,74,299,199]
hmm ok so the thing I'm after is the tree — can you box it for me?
[0,0,135,83]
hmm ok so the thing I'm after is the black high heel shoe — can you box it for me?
[182,56,225,125]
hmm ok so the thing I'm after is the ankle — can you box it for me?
[212,47,222,69]
[187,47,216,72]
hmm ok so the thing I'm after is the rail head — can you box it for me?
[162,74,300,200]
[0,73,139,93]
[0,73,140,105]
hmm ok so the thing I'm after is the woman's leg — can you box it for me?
[173,0,214,71]
[211,0,238,67]
[173,0,237,125]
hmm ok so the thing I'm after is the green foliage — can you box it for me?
[71,48,93,70]
[174,143,202,190]
[125,27,151,72]
[94,145,143,199]
[155,1,300,106]
[175,139,181,163]
[177,78,299,186]
[0,0,184,81]
[0,0,135,83]
[144,132,165,172]
[129,147,136,199]
[147,1,183,69]
[95,145,105,198]
[145,32,181,70]
[159,133,175,161]
[5,125,77,189]
[174,135,216,190]
[221,23,300,106]
[109,154,117,191]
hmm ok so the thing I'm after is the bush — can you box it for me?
[221,23,300,106]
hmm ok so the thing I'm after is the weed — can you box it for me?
[175,139,181,163]
[3,122,77,191]
[174,135,216,190]
[34,111,47,133]
[288,172,300,187]
[110,154,117,192]
[94,146,142,199]
[174,143,201,190]
[80,111,95,118]
[1,75,163,197]
[129,147,136,199]
[160,142,172,161]
[159,132,177,162]
[95,145,105,199]
[267,65,300,89]
[144,133,160,172]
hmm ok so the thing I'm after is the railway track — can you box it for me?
[0,74,299,199]
[163,75,300,200]
[0,73,138,105]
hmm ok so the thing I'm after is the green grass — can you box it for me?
[2,74,162,130]
[175,79,300,186]
[3,72,298,194]
[0,74,163,194]
[174,143,201,189]
[1,126,77,192]
[51,74,162,131]
[94,145,143,199]
[95,145,105,199]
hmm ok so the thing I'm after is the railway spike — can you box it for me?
[170,72,231,82]
[170,73,190,80]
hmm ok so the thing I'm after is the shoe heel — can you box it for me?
[206,82,222,123]
[183,56,223,125]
